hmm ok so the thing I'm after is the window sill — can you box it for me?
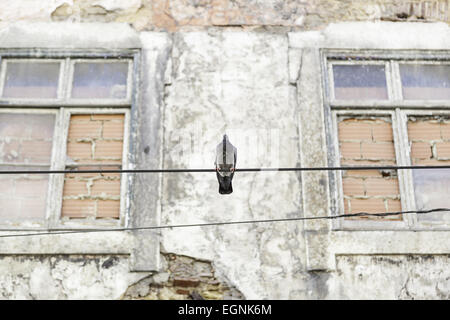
[0,229,132,254]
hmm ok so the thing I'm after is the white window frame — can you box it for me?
[324,50,450,231]
[0,52,134,108]
[0,51,135,231]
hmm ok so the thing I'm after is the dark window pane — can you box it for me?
[72,62,128,99]
[3,62,60,98]
[333,64,388,100]
[400,64,450,100]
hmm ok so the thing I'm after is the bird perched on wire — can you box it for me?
[215,134,237,194]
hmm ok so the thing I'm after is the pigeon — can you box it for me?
[215,134,237,194]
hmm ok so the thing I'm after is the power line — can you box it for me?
[1,165,450,175]
[0,208,448,239]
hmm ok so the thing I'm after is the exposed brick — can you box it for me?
[62,178,89,196]
[342,177,365,196]
[67,141,93,160]
[100,171,122,178]
[68,119,102,140]
[365,178,400,196]
[341,159,396,166]
[65,167,122,179]
[102,120,125,139]
[173,278,201,288]
[441,122,450,139]
[414,159,450,166]
[81,159,123,165]
[340,142,361,159]
[436,141,450,158]
[176,289,191,295]
[97,200,120,218]
[410,142,432,160]
[91,114,124,121]
[387,199,402,212]
[61,199,96,218]
[349,198,386,214]
[91,179,121,196]
[344,169,382,178]
[338,120,372,141]
[371,122,393,141]
[94,140,123,159]
[361,142,395,160]
[408,121,441,140]
[69,114,92,121]
[65,171,100,179]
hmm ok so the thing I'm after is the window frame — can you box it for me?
[323,49,450,231]
[0,49,138,231]
[53,107,131,230]
[0,49,136,108]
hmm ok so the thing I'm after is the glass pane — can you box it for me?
[0,113,55,220]
[412,169,450,222]
[0,113,55,164]
[3,62,60,98]
[0,171,49,220]
[71,62,128,99]
[400,64,450,100]
[333,64,388,100]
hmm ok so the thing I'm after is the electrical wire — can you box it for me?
[1,164,450,175]
[0,207,448,239]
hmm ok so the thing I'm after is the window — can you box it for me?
[0,53,133,229]
[326,52,450,230]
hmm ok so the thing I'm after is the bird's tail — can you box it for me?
[217,174,233,194]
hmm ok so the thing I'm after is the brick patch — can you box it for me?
[338,117,401,220]
[61,114,125,219]
[408,117,450,163]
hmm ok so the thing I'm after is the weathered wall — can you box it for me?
[0,0,450,300]
[1,253,448,299]
[160,30,304,299]
[0,255,142,299]
[329,255,450,299]
[1,0,449,31]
